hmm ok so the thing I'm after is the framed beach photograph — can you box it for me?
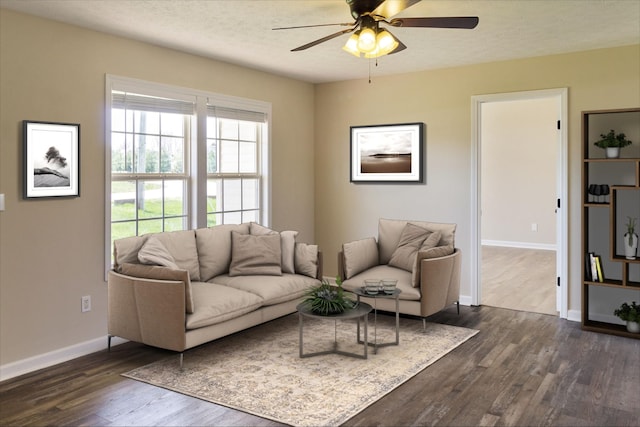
[23,120,80,198]
[350,122,424,183]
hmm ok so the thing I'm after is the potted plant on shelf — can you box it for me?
[624,216,638,260]
[614,301,640,333]
[302,276,355,316]
[593,129,633,158]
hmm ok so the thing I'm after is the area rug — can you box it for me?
[123,314,478,426]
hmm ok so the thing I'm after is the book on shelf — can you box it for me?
[589,252,598,282]
[594,255,604,282]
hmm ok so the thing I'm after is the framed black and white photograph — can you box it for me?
[350,122,424,183]
[24,120,80,198]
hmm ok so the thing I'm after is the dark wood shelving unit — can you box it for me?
[581,107,640,338]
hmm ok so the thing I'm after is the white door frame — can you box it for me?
[470,88,569,319]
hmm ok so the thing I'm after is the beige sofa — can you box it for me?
[108,222,322,362]
[338,218,461,327]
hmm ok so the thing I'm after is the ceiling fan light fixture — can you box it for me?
[342,32,362,56]
[357,27,377,53]
[376,29,398,54]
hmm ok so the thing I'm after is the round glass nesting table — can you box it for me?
[351,287,401,354]
[296,302,373,359]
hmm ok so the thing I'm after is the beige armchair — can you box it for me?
[338,218,461,327]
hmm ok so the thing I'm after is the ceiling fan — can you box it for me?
[273,0,479,58]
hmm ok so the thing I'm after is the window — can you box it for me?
[106,76,271,269]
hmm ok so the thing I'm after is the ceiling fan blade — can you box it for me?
[389,16,479,29]
[273,22,354,30]
[371,0,421,19]
[291,27,356,51]
[388,38,407,55]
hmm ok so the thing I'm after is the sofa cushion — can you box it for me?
[294,242,319,278]
[195,223,250,282]
[137,235,180,269]
[113,234,149,269]
[119,263,194,314]
[388,224,439,272]
[141,229,201,281]
[411,243,454,287]
[186,282,263,330]
[341,265,420,301]
[229,232,282,276]
[378,218,456,264]
[212,273,318,306]
[249,223,298,274]
[343,237,379,280]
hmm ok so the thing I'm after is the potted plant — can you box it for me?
[302,276,356,315]
[624,216,638,260]
[614,301,640,333]
[593,129,633,158]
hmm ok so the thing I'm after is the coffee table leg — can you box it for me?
[299,312,304,358]
[395,294,400,345]
[364,312,368,359]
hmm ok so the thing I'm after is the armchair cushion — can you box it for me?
[378,218,456,264]
[388,224,440,272]
[342,237,378,279]
[229,232,282,276]
[411,244,454,287]
[342,265,420,301]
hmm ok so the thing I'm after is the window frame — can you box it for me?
[105,75,271,277]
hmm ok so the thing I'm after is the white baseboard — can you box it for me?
[482,240,556,251]
[0,335,128,382]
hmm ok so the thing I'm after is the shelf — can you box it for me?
[581,107,640,340]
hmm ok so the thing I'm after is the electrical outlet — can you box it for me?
[81,295,91,313]
[531,223,538,232]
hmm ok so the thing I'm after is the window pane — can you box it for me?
[111,180,136,221]
[223,179,241,211]
[138,219,163,235]
[164,180,185,216]
[165,216,186,232]
[224,211,242,224]
[239,121,257,142]
[242,210,258,223]
[111,221,136,245]
[161,112,185,137]
[207,140,217,173]
[220,140,239,173]
[134,111,159,134]
[207,179,221,213]
[111,133,133,173]
[242,178,259,210]
[112,108,126,132]
[138,180,163,219]
[207,212,222,227]
[161,136,184,173]
[219,119,238,139]
[135,135,160,173]
[239,141,256,173]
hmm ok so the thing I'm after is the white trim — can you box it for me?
[471,88,569,319]
[481,240,557,251]
[0,336,128,382]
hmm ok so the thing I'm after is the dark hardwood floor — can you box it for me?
[1,306,639,426]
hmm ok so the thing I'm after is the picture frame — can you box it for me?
[350,122,424,183]
[23,120,80,198]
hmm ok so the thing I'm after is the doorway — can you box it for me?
[470,89,568,319]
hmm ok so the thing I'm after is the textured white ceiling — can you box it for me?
[2,0,639,83]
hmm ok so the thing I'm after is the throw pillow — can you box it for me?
[249,222,298,274]
[294,242,319,278]
[229,231,282,276]
[195,223,250,281]
[342,237,379,279]
[137,235,180,270]
[119,263,194,314]
[411,236,451,287]
[388,223,434,272]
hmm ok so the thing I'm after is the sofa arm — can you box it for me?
[418,248,461,317]
[108,271,187,352]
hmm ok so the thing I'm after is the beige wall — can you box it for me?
[481,97,558,247]
[314,44,640,316]
[0,10,315,367]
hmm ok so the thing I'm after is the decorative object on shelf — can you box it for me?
[302,276,356,315]
[613,301,640,333]
[624,216,638,260]
[593,129,633,159]
[350,122,424,183]
[23,120,81,199]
